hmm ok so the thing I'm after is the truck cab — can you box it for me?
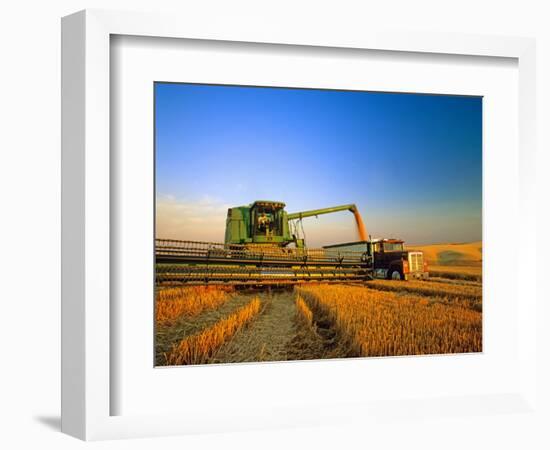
[371,239,428,280]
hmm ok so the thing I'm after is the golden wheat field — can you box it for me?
[155,266,482,365]
[164,297,261,365]
[407,242,483,282]
[408,241,482,265]
[296,285,481,356]
[156,285,234,325]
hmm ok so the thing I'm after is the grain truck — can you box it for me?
[324,238,429,280]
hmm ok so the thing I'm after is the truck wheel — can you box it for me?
[390,270,402,280]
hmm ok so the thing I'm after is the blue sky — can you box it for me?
[155,82,482,246]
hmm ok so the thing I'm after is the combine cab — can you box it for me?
[225,201,290,246]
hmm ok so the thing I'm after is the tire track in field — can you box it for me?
[208,291,297,363]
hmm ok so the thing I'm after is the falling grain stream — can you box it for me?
[353,209,368,241]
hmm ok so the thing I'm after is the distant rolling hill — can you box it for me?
[407,241,482,266]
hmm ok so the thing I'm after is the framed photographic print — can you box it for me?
[62,9,538,441]
[153,82,482,367]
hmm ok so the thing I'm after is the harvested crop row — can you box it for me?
[296,285,481,357]
[164,297,261,365]
[156,286,233,326]
[427,277,482,287]
[295,295,313,327]
[366,279,482,302]
[429,268,482,282]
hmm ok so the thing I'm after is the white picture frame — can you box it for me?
[61,9,537,441]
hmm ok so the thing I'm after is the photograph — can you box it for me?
[154,82,483,366]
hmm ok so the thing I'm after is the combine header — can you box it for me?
[156,201,371,286]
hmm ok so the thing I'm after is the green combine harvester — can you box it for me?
[224,200,366,248]
[155,200,372,285]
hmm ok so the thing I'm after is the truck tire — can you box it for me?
[390,270,403,280]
